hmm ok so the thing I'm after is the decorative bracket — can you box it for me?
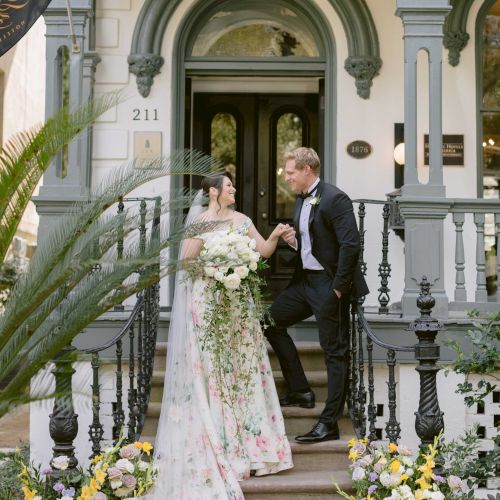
[344,55,382,99]
[127,54,164,98]
[443,0,475,66]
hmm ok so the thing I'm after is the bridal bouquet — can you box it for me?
[335,436,469,500]
[190,229,271,420]
[197,231,261,290]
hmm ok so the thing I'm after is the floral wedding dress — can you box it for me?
[149,220,293,500]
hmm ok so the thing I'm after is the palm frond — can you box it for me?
[0,92,123,263]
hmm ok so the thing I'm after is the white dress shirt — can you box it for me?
[297,178,323,270]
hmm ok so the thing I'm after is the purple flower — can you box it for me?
[41,466,53,475]
[62,487,76,497]
[434,475,445,483]
[106,466,123,480]
[369,471,378,482]
[92,493,107,500]
[121,474,137,489]
[53,482,65,492]
[368,484,378,494]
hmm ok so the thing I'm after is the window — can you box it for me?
[211,112,237,183]
[190,2,321,58]
[56,46,70,178]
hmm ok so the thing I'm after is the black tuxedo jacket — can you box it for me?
[291,180,369,298]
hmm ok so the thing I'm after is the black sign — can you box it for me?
[0,1,52,58]
[346,140,372,159]
[424,134,464,166]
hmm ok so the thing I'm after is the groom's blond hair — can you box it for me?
[285,147,321,173]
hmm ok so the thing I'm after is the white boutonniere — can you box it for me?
[309,196,321,206]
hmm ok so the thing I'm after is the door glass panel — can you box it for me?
[482,4,500,108]
[191,3,320,57]
[211,112,237,183]
[275,113,303,219]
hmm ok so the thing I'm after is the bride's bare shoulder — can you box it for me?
[233,211,252,225]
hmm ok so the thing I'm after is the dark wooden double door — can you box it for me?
[191,92,319,297]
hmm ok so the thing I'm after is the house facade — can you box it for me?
[24,0,499,495]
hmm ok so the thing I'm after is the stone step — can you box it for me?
[154,341,327,374]
[140,433,351,471]
[241,468,352,499]
[149,369,329,402]
[143,401,353,442]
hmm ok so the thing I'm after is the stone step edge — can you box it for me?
[151,370,328,386]
[155,341,324,354]
[140,436,352,455]
[240,468,352,494]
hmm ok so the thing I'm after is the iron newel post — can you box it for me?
[409,277,444,452]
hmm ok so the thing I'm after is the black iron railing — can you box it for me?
[47,197,162,466]
[348,278,445,450]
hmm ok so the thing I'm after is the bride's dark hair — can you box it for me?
[200,172,233,209]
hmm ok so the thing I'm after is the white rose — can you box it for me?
[447,475,465,491]
[249,239,256,249]
[249,261,258,271]
[223,273,241,290]
[250,252,260,262]
[402,456,413,467]
[234,266,249,279]
[429,492,445,500]
[114,487,133,498]
[379,471,402,488]
[110,479,123,489]
[138,460,149,471]
[204,266,216,277]
[214,271,224,282]
[351,467,365,481]
[405,468,414,476]
[52,455,69,471]
[115,458,135,473]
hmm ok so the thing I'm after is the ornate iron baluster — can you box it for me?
[113,339,125,441]
[385,349,401,443]
[114,196,125,311]
[366,336,377,442]
[49,346,78,474]
[89,353,104,458]
[378,203,391,314]
[349,302,360,435]
[358,202,367,276]
[409,277,444,452]
[357,313,367,438]
[128,322,138,440]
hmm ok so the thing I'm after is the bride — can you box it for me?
[149,173,293,499]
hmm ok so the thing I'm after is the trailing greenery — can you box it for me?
[446,311,500,407]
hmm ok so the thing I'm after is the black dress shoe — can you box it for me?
[279,390,315,409]
[295,421,340,444]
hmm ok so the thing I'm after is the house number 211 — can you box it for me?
[132,109,159,121]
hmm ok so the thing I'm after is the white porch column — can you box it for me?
[395,0,452,318]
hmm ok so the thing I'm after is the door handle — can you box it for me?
[261,212,268,220]
[259,189,266,197]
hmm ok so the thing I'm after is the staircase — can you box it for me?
[142,341,354,499]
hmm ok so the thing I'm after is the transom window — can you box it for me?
[189,2,322,58]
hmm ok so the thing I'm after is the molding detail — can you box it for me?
[127,54,164,98]
[344,55,382,99]
[443,0,474,66]
[128,0,381,98]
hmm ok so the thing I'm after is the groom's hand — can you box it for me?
[281,226,297,247]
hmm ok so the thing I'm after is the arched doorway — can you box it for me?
[173,0,335,295]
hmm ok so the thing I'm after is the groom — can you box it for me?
[265,147,368,444]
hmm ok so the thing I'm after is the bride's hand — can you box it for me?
[270,223,291,241]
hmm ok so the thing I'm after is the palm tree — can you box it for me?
[0,97,219,417]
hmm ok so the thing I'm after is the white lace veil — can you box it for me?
[148,190,213,498]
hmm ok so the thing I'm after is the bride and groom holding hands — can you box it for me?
[149,147,368,499]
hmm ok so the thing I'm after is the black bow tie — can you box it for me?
[297,189,317,200]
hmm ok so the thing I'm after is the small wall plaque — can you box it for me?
[424,134,464,166]
[134,131,162,162]
[346,140,372,159]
